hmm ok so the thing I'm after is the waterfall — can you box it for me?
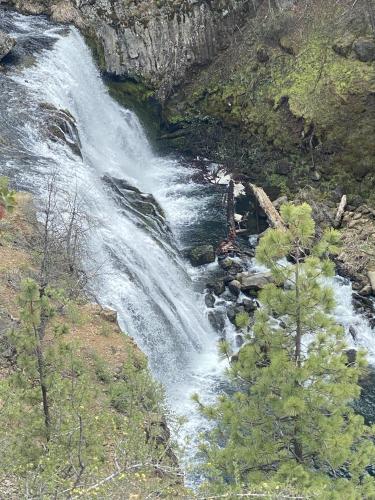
[1,11,227,469]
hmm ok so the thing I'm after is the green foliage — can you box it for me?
[234,311,250,329]
[0,279,180,497]
[197,204,375,498]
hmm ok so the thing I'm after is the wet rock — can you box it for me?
[349,325,357,341]
[345,348,357,366]
[208,310,226,332]
[352,37,375,62]
[226,304,236,324]
[228,280,241,297]
[242,297,258,313]
[205,293,215,308]
[235,334,244,347]
[0,31,15,62]
[206,279,225,296]
[189,244,215,266]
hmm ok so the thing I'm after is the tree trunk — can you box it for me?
[249,184,285,229]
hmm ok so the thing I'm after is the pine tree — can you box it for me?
[198,203,375,498]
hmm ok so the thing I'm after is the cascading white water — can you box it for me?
[3,13,228,472]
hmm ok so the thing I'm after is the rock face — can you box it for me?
[0,31,15,61]
[8,0,260,98]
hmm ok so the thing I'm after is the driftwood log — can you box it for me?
[249,183,285,229]
[334,195,347,229]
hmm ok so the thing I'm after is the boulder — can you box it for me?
[239,272,274,292]
[242,297,258,313]
[226,304,236,324]
[349,325,357,341]
[352,37,375,62]
[0,31,15,62]
[206,279,225,296]
[189,244,215,266]
[228,280,241,297]
[208,310,226,332]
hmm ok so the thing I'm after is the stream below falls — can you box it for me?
[0,9,374,483]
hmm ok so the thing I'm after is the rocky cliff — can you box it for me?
[7,0,260,98]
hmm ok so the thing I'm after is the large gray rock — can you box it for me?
[352,37,375,62]
[0,31,15,62]
[189,244,215,266]
[238,271,273,292]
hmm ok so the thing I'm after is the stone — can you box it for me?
[0,31,15,62]
[100,307,118,323]
[226,304,236,324]
[345,348,357,365]
[204,293,215,308]
[359,284,372,296]
[208,310,226,332]
[242,297,257,313]
[228,280,241,296]
[189,244,215,266]
[352,37,375,62]
[239,272,273,292]
[206,279,225,296]
[349,325,357,341]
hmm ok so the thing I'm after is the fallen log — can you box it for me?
[334,194,347,229]
[249,183,285,229]
[227,180,236,233]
